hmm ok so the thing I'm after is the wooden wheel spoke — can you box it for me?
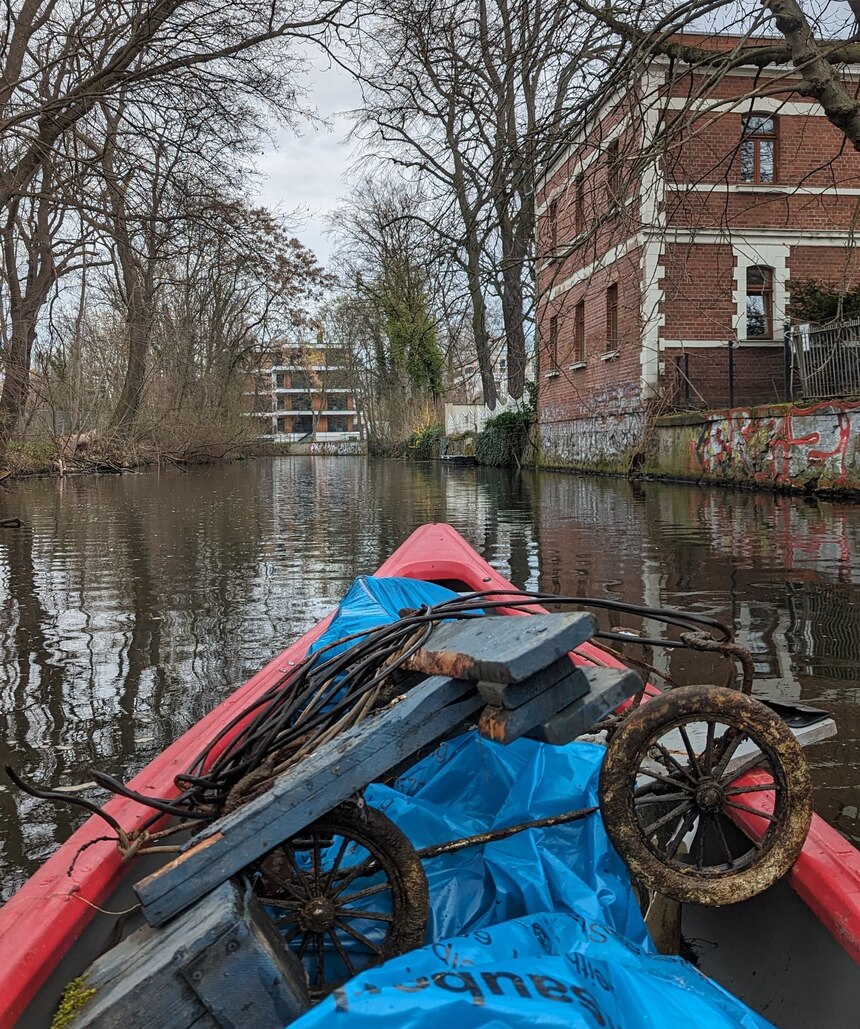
[653,742,698,785]
[711,728,745,780]
[636,768,695,792]
[328,927,358,978]
[724,800,778,822]
[337,880,392,905]
[724,781,779,796]
[634,791,690,807]
[713,813,737,869]
[335,918,382,956]
[313,930,325,991]
[665,807,698,861]
[323,835,352,891]
[258,896,301,912]
[312,839,323,892]
[641,799,693,838]
[297,932,312,959]
[337,909,394,924]
[677,724,701,778]
[282,847,314,899]
[258,864,308,902]
[721,752,770,784]
[281,925,303,945]
[329,856,377,898]
[693,812,708,870]
[703,721,716,775]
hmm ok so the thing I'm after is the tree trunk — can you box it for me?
[0,305,38,462]
[111,283,151,434]
[764,0,860,152]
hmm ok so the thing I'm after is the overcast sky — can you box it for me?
[252,52,362,270]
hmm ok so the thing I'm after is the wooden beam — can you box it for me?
[477,655,588,709]
[527,667,642,745]
[402,612,597,683]
[135,675,484,928]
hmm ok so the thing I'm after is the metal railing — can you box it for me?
[790,319,860,399]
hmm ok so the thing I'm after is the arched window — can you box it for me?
[746,266,774,338]
[741,114,777,183]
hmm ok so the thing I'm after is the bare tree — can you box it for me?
[347,0,613,405]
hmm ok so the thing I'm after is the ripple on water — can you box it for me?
[0,459,857,900]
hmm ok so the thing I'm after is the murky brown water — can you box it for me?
[0,458,857,900]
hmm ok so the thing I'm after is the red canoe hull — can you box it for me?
[0,523,858,1027]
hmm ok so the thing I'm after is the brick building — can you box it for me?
[535,35,860,468]
[246,341,360,442]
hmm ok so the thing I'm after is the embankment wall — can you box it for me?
[536,400,860,494]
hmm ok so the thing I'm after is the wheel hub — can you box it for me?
[695,779,725,813]
[299,896,337,932]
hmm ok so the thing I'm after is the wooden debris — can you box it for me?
[63,880,310,1029]
[402,612,596,683]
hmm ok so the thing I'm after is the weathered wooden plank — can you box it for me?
[477,656,589,709]
[403,612,597,683]
[527,667,642,745]
[136,675,484,927]
[65,880,310,1029]
[478,673,591,744]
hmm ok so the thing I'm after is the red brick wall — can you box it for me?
[787,245,860,295]
[661,243,736,340]
[538,248,644,422]
[661,346,785,409]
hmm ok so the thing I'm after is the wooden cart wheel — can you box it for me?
[248,802,428,997]
[599,685,812,906]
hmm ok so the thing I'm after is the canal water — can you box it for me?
[0,457,858,900]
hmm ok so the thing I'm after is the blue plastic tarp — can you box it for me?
[287,578,774,1029]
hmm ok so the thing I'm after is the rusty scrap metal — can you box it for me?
[679,631,755,694]
[414,806,599,862]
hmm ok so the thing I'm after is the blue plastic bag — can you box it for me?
[288,577,774,1029]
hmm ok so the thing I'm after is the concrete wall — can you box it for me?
[533,398,860,494]
[651,400,860,493]
[537,406,647,474]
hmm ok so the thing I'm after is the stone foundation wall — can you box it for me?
[537,410,647,474]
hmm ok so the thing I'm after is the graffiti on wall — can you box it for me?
[301,441,366,456]
[692,400,860,489]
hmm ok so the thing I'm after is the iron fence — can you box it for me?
[790,319,860,400]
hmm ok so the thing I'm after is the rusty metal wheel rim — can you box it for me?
[599,685,812,905]
[249,803,428,998]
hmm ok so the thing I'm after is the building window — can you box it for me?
[575,174,584,234]
[574,299,586,363]
[746,266,774,338]
[740,115,776,183]
[607,139,622,202]
[548,314,559,366]
[275,372,285,389]
[606,284,618,346]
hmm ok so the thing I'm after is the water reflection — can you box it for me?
[0,459,857,898]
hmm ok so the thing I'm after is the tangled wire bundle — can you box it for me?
[7,589,743,859]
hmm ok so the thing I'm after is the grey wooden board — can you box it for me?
[527,667,643,745]
[405,612,597,683]
[479,673,592,744]
[136,674,484,927]
[66,880,310,1029]
[477,656,589,709]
